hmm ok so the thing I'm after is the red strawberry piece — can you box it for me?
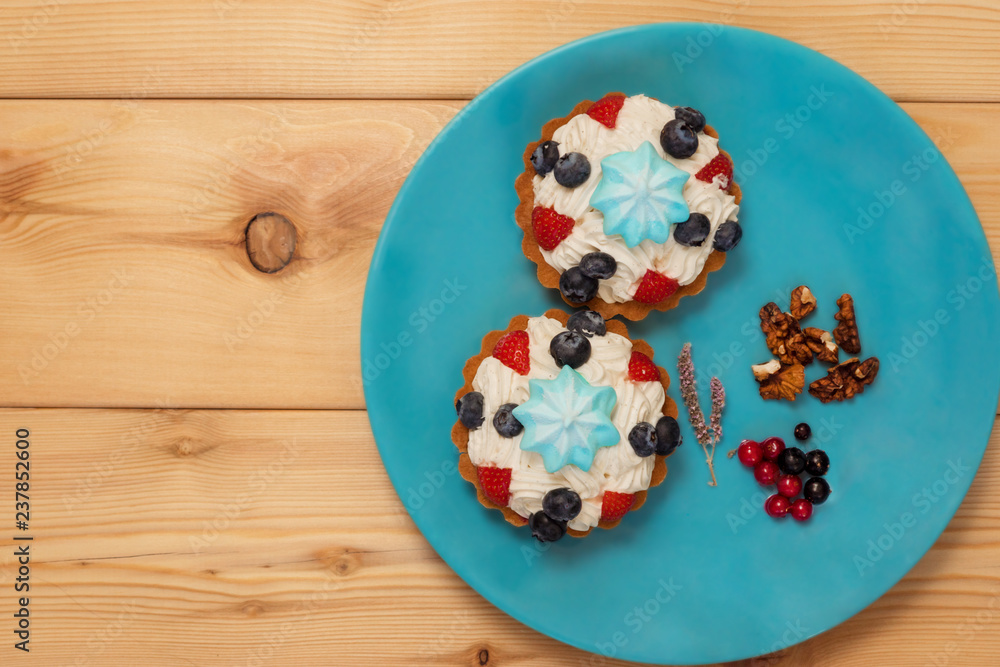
[632,270,679,304]
[477,466,512,506]
[586,95,626,129]
[600,491,635,522]
[531,206,575,251]
[627,351,660,382]
[492,330,530,375]
[695,152,734,191]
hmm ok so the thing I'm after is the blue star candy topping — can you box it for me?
[512,366,620,473]
[589,140,691,247]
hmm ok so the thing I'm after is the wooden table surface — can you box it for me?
[2,2,999,665]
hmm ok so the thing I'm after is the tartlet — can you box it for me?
[515,93,743,320]
[452,309,680,540]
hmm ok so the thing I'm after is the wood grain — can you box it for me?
[0,1,999,101]
[2,100,998,409]
[2,4,998,665]
[0,408,996,666]
[0,99,462,409]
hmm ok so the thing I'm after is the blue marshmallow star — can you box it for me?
[589,140,690,247]
[512,366,620,473]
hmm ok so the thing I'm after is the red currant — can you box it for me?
[790,498,813,521]
[777,474,803,498]
[737,440,763,467]
[754,460,780,486]
[761,436,786,461]
[765,494,790,518]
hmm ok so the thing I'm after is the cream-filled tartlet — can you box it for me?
[515,93,743,320]
[452,309,681,541]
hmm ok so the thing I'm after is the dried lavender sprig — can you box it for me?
[709,376,725,446]
[706,377,726,488]
[677,343,710,446]
[678,343,718,486]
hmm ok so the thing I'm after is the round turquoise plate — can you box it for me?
[361,24,1000,665]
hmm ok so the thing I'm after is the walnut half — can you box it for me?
[803,327,839,364]
[752,360,805,401]
[790,285,817,320]
[760,302,812,365]
[833,294,861,354]
[808,357,879,403]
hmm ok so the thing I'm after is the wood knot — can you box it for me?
[174,437,196,457]
[332,553,359,577]
[240,600,266,617]
[171,437,216,458]
[477,648,489,665]
[318,547,361,577]
[245,212,296,273]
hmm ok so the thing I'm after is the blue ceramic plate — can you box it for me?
[361,24,1000,665]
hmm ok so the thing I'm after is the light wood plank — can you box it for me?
[0,99,463,408]
[0,1,998,101]
[0,408,996,666]
[2,100,998,409]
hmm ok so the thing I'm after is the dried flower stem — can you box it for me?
[677,343,723,486]
[709,377,725,445]
[677,344,710,444]
[708,377,726,475]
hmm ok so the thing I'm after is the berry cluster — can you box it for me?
[531,140,591,188]
[529,487,583,542]
[559,251,618,304]
[736,422,831,522]
[659,105,740,254]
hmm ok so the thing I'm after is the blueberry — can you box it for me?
[529,511,567,542]
[794,422,811,441]
[559,267,598,304]
[803,477,831,505]
[456,391,484,429]
[542,487,582,522]
[777,447,807,475]
[628,422,657,457]
[712,220,742,252]
[531,140,560,176]
[805,450,830,477]
[566,310,606,337]
[554,152,591,188]
[655,416,682,456]
[659,119,698,159]
[579,251,617,280]
[674,212,711,247]
[549,331,591,369]
[673,106,706,133]
[493,403,523,438]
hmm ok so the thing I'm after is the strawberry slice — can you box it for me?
[531,206,575,251]
[695,152,734,191]
[586,95,626,129]
[477,466,512,506]
[492,330,530,375]
[628,351,660,382]
[632,270,679,304]
[600,491,635,522]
